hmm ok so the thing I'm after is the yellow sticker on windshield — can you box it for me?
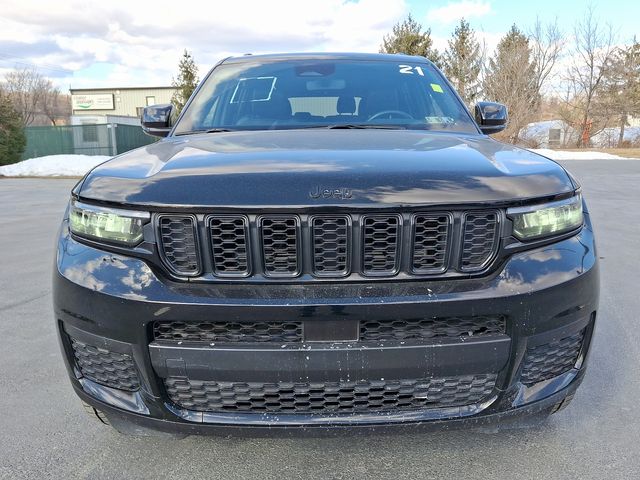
[430,83,444,93]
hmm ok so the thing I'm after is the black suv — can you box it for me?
[53,53,598,435]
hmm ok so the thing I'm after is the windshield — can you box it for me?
[174,59,479,135]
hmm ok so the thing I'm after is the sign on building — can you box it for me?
[71,94,115,111]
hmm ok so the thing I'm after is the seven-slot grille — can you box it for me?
[158,215,200,275]
[411,213,451,274]
[260,216,300,276]
[208,216,250,276]
[362,215,401,275]
[155,211,500,279]
[460,211,499,272]
[312,216,350,276]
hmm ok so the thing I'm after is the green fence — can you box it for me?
[21,123,157,160]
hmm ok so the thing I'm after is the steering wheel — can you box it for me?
[367,110,413,122]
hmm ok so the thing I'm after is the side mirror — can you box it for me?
[474,101,508,135]
[141,104,173,137]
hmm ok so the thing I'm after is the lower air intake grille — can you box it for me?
[164,373,497,413]
[70,338,139,391]
[158,215,200,275]
[153,321,303,344]
[520,330,585,385]
[460,211,499,272]
[360,315,506,342]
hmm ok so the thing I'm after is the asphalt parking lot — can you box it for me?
[1,158,639,479]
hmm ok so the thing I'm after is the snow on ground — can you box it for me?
[0,154,111,177]
[529,149,636,160]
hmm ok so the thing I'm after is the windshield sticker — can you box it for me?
[430,83,444,93]
[230,76,277,103]
[425,116,455,124]
[398,65,425,76]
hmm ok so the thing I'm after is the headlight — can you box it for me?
[508,194,583,240]
[69,200,150,246]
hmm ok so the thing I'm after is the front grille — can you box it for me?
[411,213,451,273]
[208,216,250,276]
[260,216,300,276]
[360,316,506,342]
[520,330,585,385]
[70,338,140,391]
[362,215,401,275]
[312,216,350,276]
[164,373,498,413]
[153,321,303,344]
[158,215,200,275]
[155,210,502,280]
[460,211,499,271]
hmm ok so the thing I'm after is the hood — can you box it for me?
[78,130,574,208]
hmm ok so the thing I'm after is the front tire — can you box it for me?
[81,400,111,426]
[549,393,576,414]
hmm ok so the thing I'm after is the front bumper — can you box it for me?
[53,215,599,434]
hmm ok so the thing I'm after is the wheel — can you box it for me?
[81,400,111,426]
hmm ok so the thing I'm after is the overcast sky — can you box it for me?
[0,0,638,90]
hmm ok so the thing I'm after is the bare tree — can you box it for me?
[530,17,565,96]
[564,6,616,146]
[2,67,68,126]
[2,68,49,126]
[39,82,64,126]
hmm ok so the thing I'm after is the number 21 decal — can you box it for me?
[398,65,425,76]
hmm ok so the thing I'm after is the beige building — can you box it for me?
[69,86,176,120]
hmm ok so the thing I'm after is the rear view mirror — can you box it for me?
[474,102,508,135]
[141,104,173,137]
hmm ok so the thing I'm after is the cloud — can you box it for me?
[427,1,491,24]
[0,0,408,89]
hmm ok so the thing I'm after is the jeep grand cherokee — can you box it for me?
[53,53,598,435]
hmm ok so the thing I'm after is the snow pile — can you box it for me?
[529,149,634,160]
[591,126,640,147]
[0,154,111,177]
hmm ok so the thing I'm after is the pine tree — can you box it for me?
[443,19,483,106]
[600,41,640,145]
[483,25,538,142]
[171,50,199,114]
[380,14,441,66]
[0,91,26,165]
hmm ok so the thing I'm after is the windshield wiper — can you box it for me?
[175,128,235,136]
[293,124,406,130]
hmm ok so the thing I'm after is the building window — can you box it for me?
[146,96,156,106]
[82,123,98,143]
